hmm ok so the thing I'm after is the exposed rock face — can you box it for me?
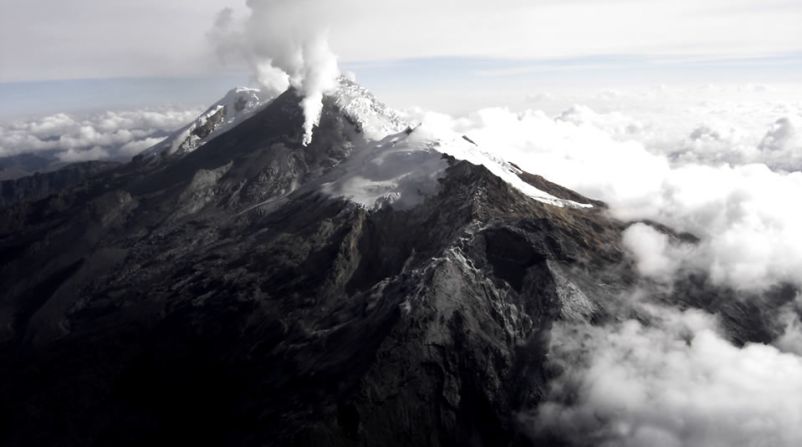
[0,86,771,446]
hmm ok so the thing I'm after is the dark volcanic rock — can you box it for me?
[0,160,120,208]
[0,152,61,181]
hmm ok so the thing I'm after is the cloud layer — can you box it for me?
[410,86,802,291]
[0,108,199,164]
[532,305,802,447]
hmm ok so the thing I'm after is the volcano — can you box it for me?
[0,80,779,447]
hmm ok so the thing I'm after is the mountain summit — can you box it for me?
[0,81,764,446]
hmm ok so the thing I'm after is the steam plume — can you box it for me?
[210,0,340,145]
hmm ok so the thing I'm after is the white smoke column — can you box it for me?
[297,36,340,145]
[211,0,340,146]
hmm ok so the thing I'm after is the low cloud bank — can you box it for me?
[410,93,802,291]
[529,305,802,447]
[0,108,199,164]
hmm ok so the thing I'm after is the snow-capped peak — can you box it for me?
[141,78,407,161]
[142,87,273,159]
[141,79,592,210]
[329,77,410,141]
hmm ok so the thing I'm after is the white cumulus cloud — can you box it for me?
[0,108,200,163]
[622,223,691,281]
[409,88,802,291]
[532,307,802,447]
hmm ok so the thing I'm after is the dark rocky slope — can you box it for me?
[0,160,120,208]
[0,87,781,446]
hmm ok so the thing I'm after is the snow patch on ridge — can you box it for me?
[430,132,592,208]
[320,130,448,210]
[319,126,591,210]
[331,77,409,141]
[323,79,591,209]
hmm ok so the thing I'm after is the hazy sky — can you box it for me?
[2,0,801,81]
[1,0,801,117]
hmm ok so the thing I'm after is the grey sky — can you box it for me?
[0,0,243,82]
[1,0,802,83]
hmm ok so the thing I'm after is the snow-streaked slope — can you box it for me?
[427,131,592,208]
[142,87,273,159]
[320,130,448,210]
[322,78,591,209]
[318,126,591,210]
